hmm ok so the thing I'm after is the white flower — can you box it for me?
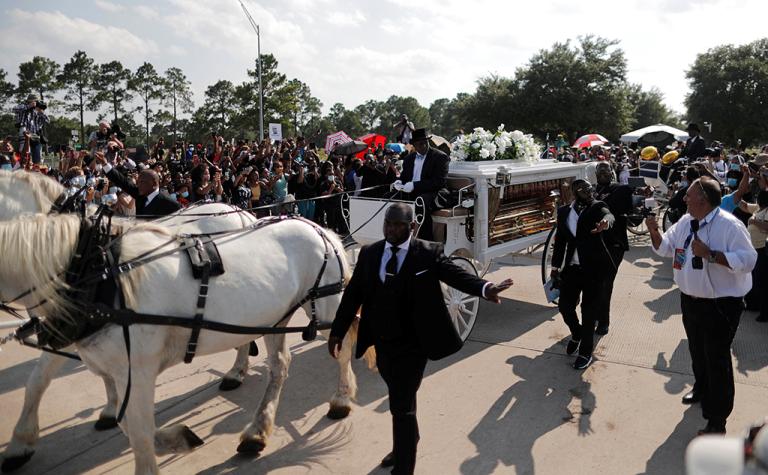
[479,149,491,159]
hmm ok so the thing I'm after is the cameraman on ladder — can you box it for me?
[13,94,49,166]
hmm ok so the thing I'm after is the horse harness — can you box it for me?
[8,209,346,423]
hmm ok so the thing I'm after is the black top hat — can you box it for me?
[687,123,700,133]
[410,128,431,142]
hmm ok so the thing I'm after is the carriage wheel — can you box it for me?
[443,256,480,342]
[662,206,674,232]
[540,225,557,285]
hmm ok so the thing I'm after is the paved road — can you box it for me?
[1,235,766,474]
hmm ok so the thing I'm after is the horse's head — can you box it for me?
[0,169,64,220]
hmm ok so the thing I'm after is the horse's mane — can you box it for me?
[316,227,352,285]
[0,169,64,211]
[0,213,81,318]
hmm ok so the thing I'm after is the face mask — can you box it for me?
[679,180,688,188]
[109,186,120,195]
[327,175,334,182]
[95,164,103,172]
[1,164,12,171]
[727,178,738,187]
[730,163,740,171]
[70,175,86,187]
[169,193,177,201]
[181,191,189,199]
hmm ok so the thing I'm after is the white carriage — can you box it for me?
[345,159,586,341]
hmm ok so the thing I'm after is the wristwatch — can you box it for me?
[708,250,717,263]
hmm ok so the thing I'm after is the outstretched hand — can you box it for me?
[591,218,610,234]
[485,278,513,304]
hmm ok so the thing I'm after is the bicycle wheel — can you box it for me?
[662,207,675,232]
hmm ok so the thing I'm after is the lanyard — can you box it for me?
[683,209,719,248]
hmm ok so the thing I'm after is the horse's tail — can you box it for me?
[345,316,377,372]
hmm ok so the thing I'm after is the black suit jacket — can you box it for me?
[551,201,616,273]
[682,135,706,160]
[106,167,181,218]
[595,183,633,251]
[399,147,449,195]
[330,239,488,361]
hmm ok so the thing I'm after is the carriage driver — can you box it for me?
[392,128,449,240]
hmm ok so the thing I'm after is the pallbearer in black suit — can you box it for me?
[594,162,633,335]
[95,151,181,218]
[328,203,513,475]
[393,128,449,240]
[550,179,616,370]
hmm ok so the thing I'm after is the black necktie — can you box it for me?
[385,246,400,283]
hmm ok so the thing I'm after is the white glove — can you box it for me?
[392,180,403,191]
[403,181,414,193]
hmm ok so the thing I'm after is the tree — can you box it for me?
[92,60,133,123]
[327,102,364,137]
[429,94,472,139]
[0,69,14,110]
[461,75,515,131]
[288,79,322,136]
[58,50,97,145]
[16,56,60,103]
[202,80,236,133]
[686,38,768,146]
[129,62,164,146]
[163,67,194,142]
[626,84,681,129]
[374,95,431,141]
[234,54,295,138]
[509,36,633,141]
[354,99,384,132]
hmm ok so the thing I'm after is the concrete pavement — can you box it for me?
[1,234,767,474]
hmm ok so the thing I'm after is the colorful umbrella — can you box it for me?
[325,131,352,152]
[386,143,406,153]
[573,134,609,149]
[356,133,387,158]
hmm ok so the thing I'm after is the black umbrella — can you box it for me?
[333,140,368,156]
[638,131,676,149]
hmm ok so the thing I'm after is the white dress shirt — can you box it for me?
[144,188,160,207]
[412,153,426,182]
[378,236,492,297]
[567,204,581,265]
[653,207,757,298]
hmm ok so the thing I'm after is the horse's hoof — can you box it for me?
[219,378,242,391]
[248,341,259,356]
[181,426,204,449]
[2,451,34,473]
[326,405,351,420]
[94,416,118,431]
[236,438,265,455]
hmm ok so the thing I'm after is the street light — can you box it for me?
[238,0,264,142]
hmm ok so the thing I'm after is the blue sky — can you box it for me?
[1,0,766,121]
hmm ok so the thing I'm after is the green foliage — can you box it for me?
[17,56,60,104]
[0,69,14,110]
[91,60,133,122]
[202,80,236,133]
[163,67,194,140]
[128,62,164,146]
[686,38,768,146]
[57,51,97,145]
[374,95,431,140]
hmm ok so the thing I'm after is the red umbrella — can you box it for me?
[356,133,387,158]
[573,134,609,149]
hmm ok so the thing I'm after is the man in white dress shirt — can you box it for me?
[646,177,757,434]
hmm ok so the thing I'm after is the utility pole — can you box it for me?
[238,0,264,141]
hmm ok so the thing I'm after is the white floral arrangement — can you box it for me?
[450,125,541,163]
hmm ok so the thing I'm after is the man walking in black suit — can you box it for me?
[393,128,449,240]
[95,151,181,218]
[681,123,706,160]
[328,203,512,475]
[550,179,616,370]
[594,162,633,335]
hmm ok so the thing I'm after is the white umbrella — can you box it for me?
[620,124,689,143]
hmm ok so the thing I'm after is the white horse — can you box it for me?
[0,171,363,472]
[0,211,356,474]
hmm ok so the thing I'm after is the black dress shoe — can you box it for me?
[573,355,593,370]
[566,339,580,355]
[681,390,700,404]
[697,422,726,435]
[381,452,395,467]
[595,325,609,336]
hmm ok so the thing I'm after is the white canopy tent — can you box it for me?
[619,124,689,143]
